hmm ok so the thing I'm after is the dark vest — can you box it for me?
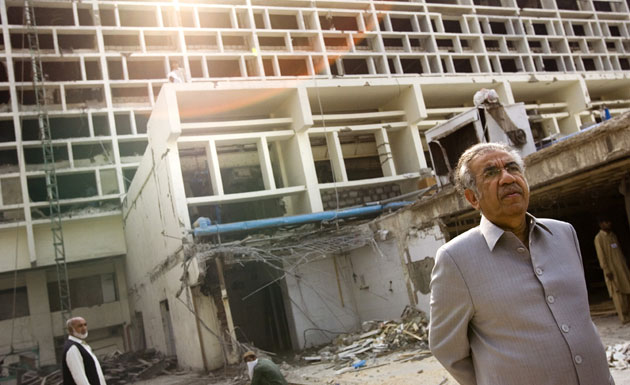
[62,339,101,385]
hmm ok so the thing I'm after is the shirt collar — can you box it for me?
[479,213,552,251]
[68,335,85,344]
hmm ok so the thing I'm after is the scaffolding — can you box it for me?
[23,1,72,324]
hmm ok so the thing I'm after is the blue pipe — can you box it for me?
[193,202,413,237]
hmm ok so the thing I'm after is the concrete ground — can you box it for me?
[132,314,630,385]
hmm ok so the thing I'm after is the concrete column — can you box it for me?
[325,131,347,182]
[114,259,132,329]
[375,128,396,177]
[206,140,224,195]
[257,137,276,190]
[281,132,323,213]
[25,270,56,366]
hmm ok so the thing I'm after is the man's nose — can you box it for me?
[498,167,516,184]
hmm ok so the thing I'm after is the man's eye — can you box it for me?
[484,168,500,178]
[506,164,521,173]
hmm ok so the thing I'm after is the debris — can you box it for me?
[13,349,178,385]
[301,305,430,376]
[607,342,630,369]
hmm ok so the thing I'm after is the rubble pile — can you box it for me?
[607,342,630,370]
[18,349,178,385]
[300,306,430,373]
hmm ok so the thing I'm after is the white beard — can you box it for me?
[73,331,88,339]
[247,359,258,379]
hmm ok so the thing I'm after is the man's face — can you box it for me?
[464,150,529,227]
[599,220,612,231]
[72,318,88,339]
[244,355,256,363]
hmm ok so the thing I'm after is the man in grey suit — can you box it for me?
[429,142,613,385]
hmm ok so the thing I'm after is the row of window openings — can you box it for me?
[0,171,137,222]
[3,49,628,91]
[0,114,148,141]
[4,32,627,61]
[0,273,118,321]
[4,5,628,37]
[180,135,396,200]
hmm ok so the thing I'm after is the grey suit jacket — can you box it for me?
[429,214,613,385]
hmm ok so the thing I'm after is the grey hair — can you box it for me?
[66,317,82,333]
[454,142,525,195]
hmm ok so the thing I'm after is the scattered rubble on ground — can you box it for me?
[16,349,178,385]
[607,342,630,370]
[296,306,430,375]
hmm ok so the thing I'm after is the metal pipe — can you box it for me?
[193,202,413,237]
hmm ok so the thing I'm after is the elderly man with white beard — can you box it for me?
[62,317,107,385]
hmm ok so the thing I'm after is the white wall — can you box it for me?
[345,240,411,322]
[284,256,360,349]
[284,239,414,349]
[33,216,126,266]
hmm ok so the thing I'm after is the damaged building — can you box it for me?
[121,78,630,371]
[0,0,630,377]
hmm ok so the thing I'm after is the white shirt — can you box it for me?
[167,69,185,83]
[66,336,107,385]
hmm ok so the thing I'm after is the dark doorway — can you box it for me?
[529,180,630,311]
[224,261,292,353]
[159,299,177,356]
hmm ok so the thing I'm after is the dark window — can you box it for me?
[443,20,462,33]
[593,2,612,12]
[391,18,413,32]
[582,58,596,71]
[343,59,369,74]
[542,59,559,71]
[572,24,585,36]
[609,26,621,37]
[401,59,423,74]
[0,287,29,321]
[474,0,502,5]
[453,59,473,73]
[500,59,518,72]
[533,23,547,35]
[485,40,500,51]
[516,0,541,7]
[620,58,630,70]
[557,0,579,10]
[49,273,118,312]
[490,22,507,35]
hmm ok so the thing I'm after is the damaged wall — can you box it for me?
[404,224,446,313]
[345,239,413,321]
[123,89,227,370]
[284,255,360,349]
[284,237,415,349]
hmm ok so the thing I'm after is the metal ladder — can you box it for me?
[23,1,72,324]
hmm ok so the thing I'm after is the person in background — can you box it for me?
[595,216,630,323]
[242,351,287,385]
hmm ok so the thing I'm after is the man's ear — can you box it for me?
[464,189,481,210]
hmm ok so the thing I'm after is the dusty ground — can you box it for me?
[132,314,630,385]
